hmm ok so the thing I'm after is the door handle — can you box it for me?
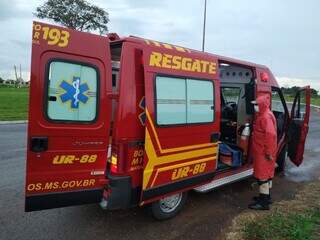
[30,137,48,152]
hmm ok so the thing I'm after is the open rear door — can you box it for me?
[25,22,112,211]
[287,86,311,166]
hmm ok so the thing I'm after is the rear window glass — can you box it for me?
[47,61,98,122]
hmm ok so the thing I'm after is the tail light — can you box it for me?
[110,153,118,173]
[108,143,127,174]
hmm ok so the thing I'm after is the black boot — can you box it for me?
[252,194,272,204]
[248,194,270,210]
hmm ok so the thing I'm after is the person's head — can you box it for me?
[251,94,270,113]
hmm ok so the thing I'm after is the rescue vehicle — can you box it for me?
[25,21,311,220]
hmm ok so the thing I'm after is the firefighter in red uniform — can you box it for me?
[249,94,277,210]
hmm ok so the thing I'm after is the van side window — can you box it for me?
[156,76,187,124]
[156,76,214,125]
[221,87,241,105]
[187,79,214,123]
[271,90,285,113]
[293,90,306,120]
[47,61,98,122]
[271,88,287,139]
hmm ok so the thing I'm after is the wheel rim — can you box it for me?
[159,193,183,213]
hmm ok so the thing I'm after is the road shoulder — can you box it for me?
[0,120,27,125]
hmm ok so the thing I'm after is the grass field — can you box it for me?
[244,209,320,240]
[0,87,29,121]
[225,180,320,240]
[284,96,320,106]
[311,98,320,106]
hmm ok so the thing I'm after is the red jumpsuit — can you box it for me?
[252,95,277,180]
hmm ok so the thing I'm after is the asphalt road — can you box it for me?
[0,107,319,240]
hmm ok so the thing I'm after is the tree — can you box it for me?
[34,0,109,34]
[310,88,319,98]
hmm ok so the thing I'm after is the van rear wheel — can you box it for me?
[150,192,187,220]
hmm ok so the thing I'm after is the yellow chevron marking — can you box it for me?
[162,43,173,49]
[146,109,215,153]
[143,127,217,189]
[144,39,192,53]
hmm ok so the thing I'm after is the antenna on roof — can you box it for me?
[19,64,22,80]
[202,0,207,52]
[14,65,18,81]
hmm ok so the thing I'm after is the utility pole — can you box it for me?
[202,0,207,52]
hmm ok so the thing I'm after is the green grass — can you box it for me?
[311,98,320,106]
[284,95,320,106]
[243,209,320,240]
[0,86,29,121]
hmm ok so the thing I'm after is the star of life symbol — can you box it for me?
[60,77,89,108]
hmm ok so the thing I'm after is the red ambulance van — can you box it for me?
[25,22,311,220]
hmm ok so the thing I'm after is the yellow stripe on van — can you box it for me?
[146,109,215,154]
[142,109,218,189]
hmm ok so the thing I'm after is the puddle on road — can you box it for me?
[285,146,320,183]
[285,158,320,182]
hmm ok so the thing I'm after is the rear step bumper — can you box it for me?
[25,189,103,212]
[101,174,140,210]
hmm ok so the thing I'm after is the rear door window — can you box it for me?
[47,61,98,122]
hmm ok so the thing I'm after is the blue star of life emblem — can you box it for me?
[60,77,89,108]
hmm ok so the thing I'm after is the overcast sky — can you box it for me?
[0,0,319,90]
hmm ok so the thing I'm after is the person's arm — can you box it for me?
[263,115,277,161]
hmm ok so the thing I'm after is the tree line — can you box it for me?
[281,86,319,98]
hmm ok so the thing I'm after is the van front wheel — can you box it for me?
[150,192,187,220]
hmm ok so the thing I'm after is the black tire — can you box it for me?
[150,192,188,220]
[276,145,287,173]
